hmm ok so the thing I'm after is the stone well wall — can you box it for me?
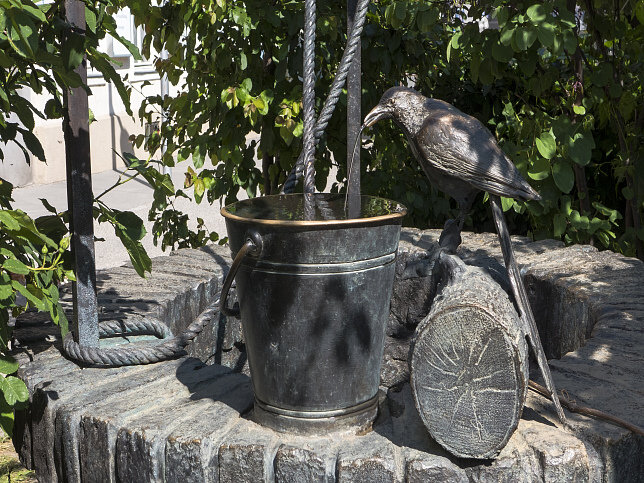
[11,228,644,482]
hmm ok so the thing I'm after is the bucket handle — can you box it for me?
[219,232,262,317]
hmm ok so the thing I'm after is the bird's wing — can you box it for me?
[413,110,539,200]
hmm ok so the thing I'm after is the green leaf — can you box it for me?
[7,11,38,58]
[114,211,146,241]
[88,51,133,116]
[450,32,462,49]
[1,210,56,247]
[593,201,622,223]
[0,355,18,375]
[110,32,142,61]
[500,27,514,46]
[3,258,29,275]
[44,99,63,119]
[596,231,609,247]
[528,157,550,180]
[570,210,589,229]
[494,7,508,27]
[0,376,29,405]
[56,302,69,336]
[527,4,548,23]
[609,83,622,99]
[514,26,537,51]
[491,42,513,62]
[535,131,556,159]
[62,32,85,71]
[0,281,12,300]
[417,9,438,32]
[21,129,45,162]
[537,22,556,48]
[11,281,46,311]
[0,396,14,437]
[0,50,11,69]
[235,87,249,103]
[552,159,574,194]
[193,144,205,168]
[573,105,585,115]
[13,100,34,131]
[562,30,576,52]
[469,54,481,83]
[240,52,247,70]
[21,1,46,22]
[592,62,613,87]
[193,177,205,200]
[636,0,644,24]
[622,185,634,200]
[0,211,20,231]
[394,1,407,21]
[478,57,494,85]
[279,125,294,146]
[85,7,97,33]
[553,213,567,237]
[567,132,594,166]
[253,97,266,113]
[113,226,151,277]
[501,197,514,212]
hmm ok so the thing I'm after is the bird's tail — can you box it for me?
[489,195,566,423]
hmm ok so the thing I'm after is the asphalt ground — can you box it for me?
[11,167,229,271]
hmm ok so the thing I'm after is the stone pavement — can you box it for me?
[10,228,644,482]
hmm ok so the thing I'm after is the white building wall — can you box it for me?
[1,10,173,187]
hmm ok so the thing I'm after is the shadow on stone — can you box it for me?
[174,357,254,415]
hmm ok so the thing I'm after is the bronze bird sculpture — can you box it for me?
[363,86,566,423]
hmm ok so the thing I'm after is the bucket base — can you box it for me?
[251,395,379,435]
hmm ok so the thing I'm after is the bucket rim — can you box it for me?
[221,193,407,227]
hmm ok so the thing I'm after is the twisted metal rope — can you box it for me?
[97,316,173,339]
[283,0,371,193]
[62,302,219,366]
[302,0,317,194]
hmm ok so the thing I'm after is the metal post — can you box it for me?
[64,0,99,347]
[346,0,361,210]
[160,48,171,177]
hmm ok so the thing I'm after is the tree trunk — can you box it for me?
[262,153,274,195]
[409,252,528,459]
[567,0,592,228]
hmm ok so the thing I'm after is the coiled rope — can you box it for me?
[62,302,219,366]
[282,0,371,193]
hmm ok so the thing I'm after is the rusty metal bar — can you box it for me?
[346,0,361,206]
[64,0,99,347]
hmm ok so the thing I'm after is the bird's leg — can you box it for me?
[439,218,462,253]
[456,207,467,231]
[439,204,468,253]
[489,195,566,424]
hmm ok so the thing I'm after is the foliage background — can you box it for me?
[125,0,643,259]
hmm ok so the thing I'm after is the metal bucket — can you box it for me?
[220,193,406,433]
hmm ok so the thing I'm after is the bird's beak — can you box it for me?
[363,104,391,128]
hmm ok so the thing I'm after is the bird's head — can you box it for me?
[363,86,430,135]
